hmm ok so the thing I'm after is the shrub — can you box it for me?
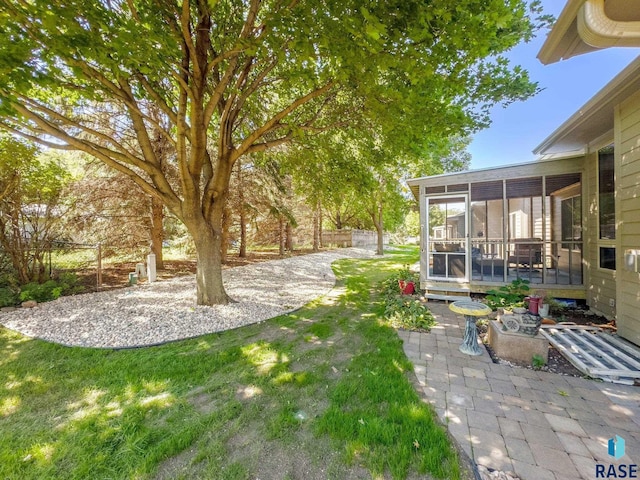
[384,296,436,331]
[379,268,435,331]
[485,278,530,311]
[379,265,418,298]
[0,287,19,307]
[18,273,83,303]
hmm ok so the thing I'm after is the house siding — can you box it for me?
[584,150,617,318]
[616,91,640,346]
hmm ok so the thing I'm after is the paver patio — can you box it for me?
[399,302,640,480]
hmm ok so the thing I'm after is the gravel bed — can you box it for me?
[0,248,375,349]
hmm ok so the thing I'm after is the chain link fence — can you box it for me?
[1,241,152,292]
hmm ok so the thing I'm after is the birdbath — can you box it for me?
[449,300,492,356]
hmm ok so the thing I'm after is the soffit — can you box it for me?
[538,0,640,65]
[534,55,640,155]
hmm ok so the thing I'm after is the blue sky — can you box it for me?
[467,1,640,169]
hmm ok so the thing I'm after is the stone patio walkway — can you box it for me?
[398,302,640,480]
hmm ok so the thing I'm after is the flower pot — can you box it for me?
[525,296,542,315]
[398,280,415,295]
[538,304,550,317]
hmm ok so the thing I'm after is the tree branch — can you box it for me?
[20,96,137,159]
[244,134,293,155]
[7,103,182,213]
[233,81,335,161]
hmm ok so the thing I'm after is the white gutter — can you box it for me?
[537,0,586,65]
[579,0,640,48]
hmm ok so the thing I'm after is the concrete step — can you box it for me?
[424,285,471,302]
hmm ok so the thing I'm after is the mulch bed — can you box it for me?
[476,305,616,377]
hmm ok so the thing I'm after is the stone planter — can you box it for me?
[500,312,542,336]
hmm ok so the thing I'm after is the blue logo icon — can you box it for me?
[608,435,626,460]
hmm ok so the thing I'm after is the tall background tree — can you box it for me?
[0,135,71,284]
[0,0,549,305]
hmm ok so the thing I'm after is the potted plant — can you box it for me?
[396,265,417,295]
[486,278,530,313]
[539,293,559,317]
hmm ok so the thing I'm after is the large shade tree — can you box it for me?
[0,0,548,305]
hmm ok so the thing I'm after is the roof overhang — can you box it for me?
[534,55,640,156]
[406,155,584,200]
[538,0,640,65]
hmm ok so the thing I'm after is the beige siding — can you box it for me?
[584,151,617,318]
[616,90,640,346]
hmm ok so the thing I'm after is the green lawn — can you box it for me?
[0,246,464,480]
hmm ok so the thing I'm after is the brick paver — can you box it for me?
[400,302,640,480]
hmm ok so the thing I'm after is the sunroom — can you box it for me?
[407,155,586,300]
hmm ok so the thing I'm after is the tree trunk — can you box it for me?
[279,217,285,256]
[221,203,231,264]
[371,204,384,256]
[312,204,319,252]
[150,195,165,269]
[191,221,229,305]
[319,206,323,248]
[285,222,293,252]
[239,209,247,257]
[238,160,247,258]
[376,223,384,255]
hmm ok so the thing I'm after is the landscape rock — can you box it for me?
[477,465,521,480]
[21,300,37,309]
[0,248,374,348]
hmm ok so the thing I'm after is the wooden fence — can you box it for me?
[321,229,388,247]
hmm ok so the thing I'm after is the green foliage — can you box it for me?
[0,135,70,202]
[485,278,530,311]
[403,211,420,238]
[18,273,83,304]
[0,0,550,304]
[532,354,546,370]
[19,280,63,303]
[0,246,461,480]
[0,134,72,284]
[380,265,419,296]
[545,296,564,315]
[384,297,436,332]
[379,267,435,331]
[0,286,18,307]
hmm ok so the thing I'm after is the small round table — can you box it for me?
[449,300,492,356]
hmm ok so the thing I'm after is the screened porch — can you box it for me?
[414,163,584,290]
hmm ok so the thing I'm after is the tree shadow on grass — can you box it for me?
[0,247,465,480]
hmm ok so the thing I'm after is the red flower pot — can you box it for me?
[398,280,415,295]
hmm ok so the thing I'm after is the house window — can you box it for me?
[598,146,615,270]
[561,196,581,250]
[600,247,616,270]
[598,147,615,240]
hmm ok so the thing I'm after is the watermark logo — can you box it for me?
[609,435,626,460]
[596,434,638,479]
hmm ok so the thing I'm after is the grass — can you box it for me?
[0,245,463,480]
